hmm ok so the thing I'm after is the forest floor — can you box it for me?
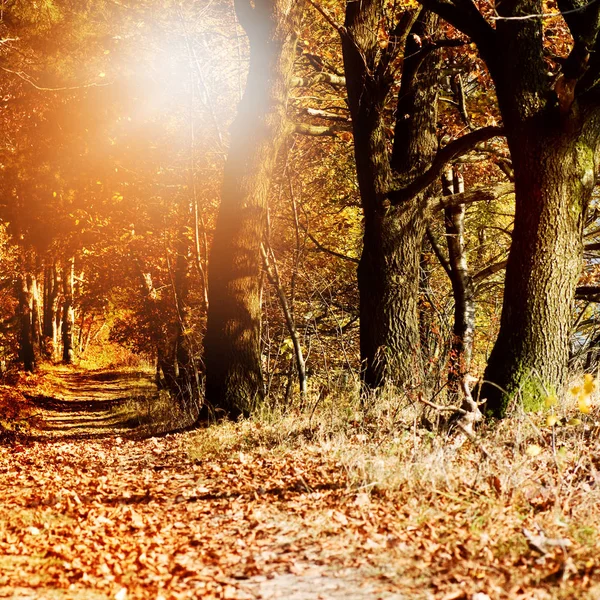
[1,367,600,599]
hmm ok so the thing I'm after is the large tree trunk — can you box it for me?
[358,205,429,387]
[481,124,593,415]
[342,6,440,389]
[203,0,302,418]
[419,0,600,419]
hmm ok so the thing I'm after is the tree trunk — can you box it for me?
[42,262,61,360]
[358,205,429,387]
[443,169,475,398]
[30,273,42,359]
[481,125,593,416]
[203,0,302,418]
[342,6,440,389]
[62,257,75,364]
[173,234,200,409]
[419,0,600,418]
[17,274,36,372]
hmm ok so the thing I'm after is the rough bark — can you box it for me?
[203,0,302,418]
[341,5,440,389]
[481,124,594,415]
[421,0,600,416]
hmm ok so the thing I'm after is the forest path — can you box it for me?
[21,366,161,438]
[0,433,413,600]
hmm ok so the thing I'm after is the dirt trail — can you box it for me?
[22,367,160,438]
[2,369,411,599]
[0,434,411,600]
[2,369,597,600]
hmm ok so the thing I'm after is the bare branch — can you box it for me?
[576,285,600,300]
[426,226,452,278]
[291,72,346,87]
[419,0,496,59]
[472,259,508,284]
[301,107,350,121]
[388,126,505,205]
[306,231,359,263]
[305,0,345,35]
[293,122,351,136]
[428,182,514,213]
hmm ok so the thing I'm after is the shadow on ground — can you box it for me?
[22,368,165,439]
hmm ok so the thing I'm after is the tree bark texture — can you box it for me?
[421,0,600,416]
[481,124,595,415]
[203,0,302,418]
[342,5,440,390]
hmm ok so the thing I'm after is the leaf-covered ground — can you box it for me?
[1,369,600,599]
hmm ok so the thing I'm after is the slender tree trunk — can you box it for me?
[30,273,42,358]
[62,257,75,364]
[18,274,36,372]
[42,262,60,359]
[481,124,594,416]
[203,0,302,418]
[443,168,475,398]
[260,241,307,397]
[173,234,200,409]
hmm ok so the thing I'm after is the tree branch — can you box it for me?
[306,231,359,263]
[419,0,496,59]
[472,259,508,284]
[305,0,345,35]
[388,126,504,205]
[584,241,600,251]
[300,107,350,121]
[428,182,514,213]
[426,226,452,278]
[293,122,351,136]
[576,285,600,300]
[291,72,346,87]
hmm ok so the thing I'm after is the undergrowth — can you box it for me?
[186,377,600,598]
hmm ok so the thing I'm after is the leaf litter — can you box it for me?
[1,373,600,599]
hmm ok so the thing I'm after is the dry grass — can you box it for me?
[187,376,600,598]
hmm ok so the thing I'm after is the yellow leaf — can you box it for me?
[546,414,559,427]
[578,394,593,414]
[545,394,558,408]
[584,373,596,395]
[567,418,582,426]
[526,444,542,457]
[571,386,581,396]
